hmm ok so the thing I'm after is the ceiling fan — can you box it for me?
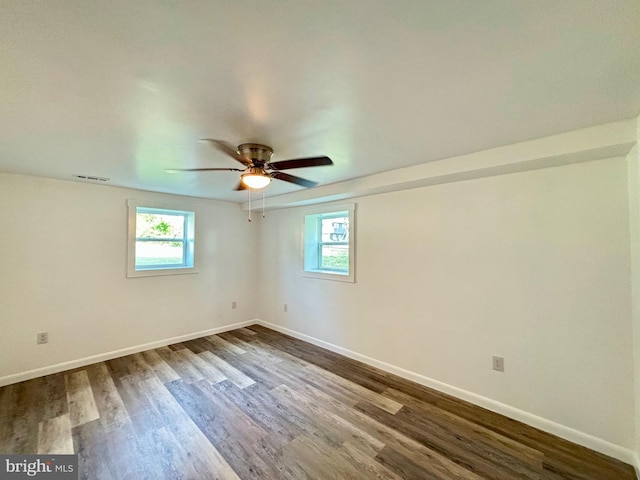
[169,139,333,190]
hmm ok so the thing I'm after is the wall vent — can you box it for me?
[73,174,110,182]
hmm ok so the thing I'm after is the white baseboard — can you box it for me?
[0,319,258,387]
[256,319,637,467]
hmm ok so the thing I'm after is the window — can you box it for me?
[303,204,355,282]
[127,200,196,278]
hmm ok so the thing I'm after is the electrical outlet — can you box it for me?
[283,304,288,313]
[37,332,49,345]
[232,301,237,309]
[492,356,504,372]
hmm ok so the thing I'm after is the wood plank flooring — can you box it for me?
[0,325,635,479]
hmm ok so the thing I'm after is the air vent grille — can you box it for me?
[73,175,110,182]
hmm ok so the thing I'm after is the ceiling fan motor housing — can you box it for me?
[237,143,274,166]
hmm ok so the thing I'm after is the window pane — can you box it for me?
[136,211,185,239]
[321,215,349,242]
[135,241,184,267]
[320,244,349,271]
[302,205,354,282]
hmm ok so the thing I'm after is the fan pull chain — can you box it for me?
[262,189,266,218]
[247,188,252,222]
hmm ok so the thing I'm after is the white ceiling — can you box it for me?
[1,1,639,202]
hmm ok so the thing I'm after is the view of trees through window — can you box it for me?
[135,210,186,267]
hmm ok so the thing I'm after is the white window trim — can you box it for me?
[302,203,356,283]
[126,199,199,278]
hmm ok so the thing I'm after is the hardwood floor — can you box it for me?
[0,325,635,479]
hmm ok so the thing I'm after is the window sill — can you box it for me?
[127,266,199,279]
[302,269,354,283]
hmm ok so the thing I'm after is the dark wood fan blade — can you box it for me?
[200,139,251,165]
[166,167,243,172]
[272,171,318,188]
[268,156,333,170]
[234,180,248,191]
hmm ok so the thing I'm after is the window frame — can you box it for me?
[302,203,356,283]
[126,199,198,278]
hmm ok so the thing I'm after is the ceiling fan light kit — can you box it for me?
[241,171,271,189]
[169,140,333,192]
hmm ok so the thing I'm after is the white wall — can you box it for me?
[0,173,259,381]
[258,157,635,451]
[628,115,640,465]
